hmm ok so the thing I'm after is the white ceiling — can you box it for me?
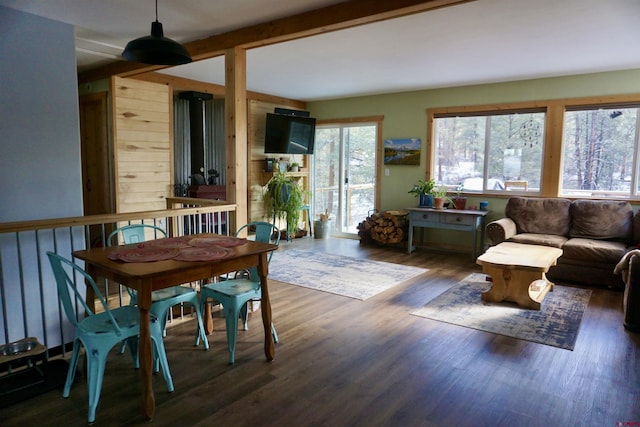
[2,0,640,101]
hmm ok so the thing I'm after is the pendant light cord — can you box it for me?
[155,0,158,22]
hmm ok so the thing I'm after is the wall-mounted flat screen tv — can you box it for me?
[264,113,316,155]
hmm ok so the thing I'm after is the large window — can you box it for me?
[561,105,640,198]
[433,110,545,193]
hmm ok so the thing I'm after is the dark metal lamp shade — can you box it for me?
[122,21,192,65]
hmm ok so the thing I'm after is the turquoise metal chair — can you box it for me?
[47,252,174,424]
[107,224,209,357]
[198,222,279,364]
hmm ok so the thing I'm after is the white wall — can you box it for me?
[0,6,83,346]
[0,5,83,222]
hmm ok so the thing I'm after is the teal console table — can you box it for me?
[407,207,489,260]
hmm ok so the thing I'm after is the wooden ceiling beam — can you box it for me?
[187,0,474,58]
[78,0,474,84]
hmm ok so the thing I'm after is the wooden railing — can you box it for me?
[0,198,236,359]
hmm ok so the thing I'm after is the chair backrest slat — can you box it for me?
[235,222,279,282]
[107,224,167,246]
[106,224,168,299]
[47,252,124,335]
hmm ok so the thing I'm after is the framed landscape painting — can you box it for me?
[384,138,421,165]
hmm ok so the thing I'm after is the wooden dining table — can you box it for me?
[72,233,278,420]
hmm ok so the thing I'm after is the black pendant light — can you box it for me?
[122,0,192,65]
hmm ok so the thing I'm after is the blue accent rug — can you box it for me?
[411,273,592,350]
[269,249,428,300]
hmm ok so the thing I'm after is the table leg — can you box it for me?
[203,279,214,334]
[204,303,214,334]
[480,217,486,254]
[137,283,155,420]
[472,223,478,261]
[481,266,552,310]
[257,252,275,361]
[407,225,414,254]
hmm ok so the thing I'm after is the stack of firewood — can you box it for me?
[357,210,409,245]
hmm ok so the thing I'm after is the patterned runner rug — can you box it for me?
[411,273,592,350]
[269,249,428,300]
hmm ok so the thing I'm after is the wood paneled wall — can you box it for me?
[111,76,172,212]
[248,100,308,225]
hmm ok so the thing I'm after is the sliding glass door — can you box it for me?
[313,122,378,237]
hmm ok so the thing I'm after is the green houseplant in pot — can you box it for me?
[432,185,453,209]
[263,170,307,238]
[452,183,467,210]
[408,178,436,207]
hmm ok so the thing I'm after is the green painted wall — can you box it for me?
[307,69,640,252]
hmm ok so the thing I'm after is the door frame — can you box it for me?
[79,92,115,243]
[314,116,383,237]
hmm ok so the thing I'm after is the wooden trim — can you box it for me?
[0,201,236,234]
[375,120,384,211]
[78,0,474,83]
[79,91,114,216]
[109,76,120,210]
[130,73,226,97]
[225,47,248,231]
[188,0,474,57]
[248,93,306,109]
[430,101,551,116]
[542,104,564,197]
[168,84,175,188]
[426,109,436,180]
[315,115,385,212]
[131,72,307,107]
[428,93,640,115]
[317,115,384,125]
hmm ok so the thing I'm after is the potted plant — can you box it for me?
[290,162,300,172]
[408,178,436,207]
[452,183,467,210]
[314,209,332,239]
[432,185,452,209]
[263,170,307,237]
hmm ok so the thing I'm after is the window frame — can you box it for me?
[431,108,547,195]
[427,93,640,199]
[560,103,640,199]
[315,115,384,217]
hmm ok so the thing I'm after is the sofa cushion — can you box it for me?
[508,233,567,248]
[505,197,572,236]
[634,210,640,244]
[569,200,633,242]
[562,238,627,264]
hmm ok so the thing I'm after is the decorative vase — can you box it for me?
[419,194,433,207]
[314,220,331,239]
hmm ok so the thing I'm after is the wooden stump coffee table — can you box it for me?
[476,242,563,310]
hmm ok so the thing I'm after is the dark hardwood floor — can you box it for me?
[3,237,639,426]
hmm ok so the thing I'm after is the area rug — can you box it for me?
[411,273,592,350]
[269,249,427,300]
